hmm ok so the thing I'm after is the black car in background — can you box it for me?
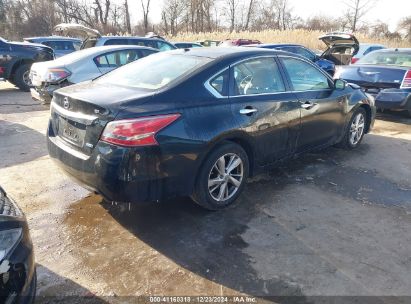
[336,48,411,117]
[47,48,375,210]
[24,36,81,58]
[0,186,36,304]
[247,43,336,75]
[0,37,54,91]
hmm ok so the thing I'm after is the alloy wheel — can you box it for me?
[23,70,32,86]
[349,112,365,146]
[208,153,244,202]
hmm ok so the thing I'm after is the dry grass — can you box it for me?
[169,29,411,50]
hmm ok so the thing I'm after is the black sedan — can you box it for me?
[47,48,376,210]
[336,48,411,117]
[0,186,36,303]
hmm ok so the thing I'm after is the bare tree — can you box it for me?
[343,0,376,32]
[223,0,238,33]
[243,0,254,30]
[124,0,131,33]
[140,0,151,33]
[398,16,411,42]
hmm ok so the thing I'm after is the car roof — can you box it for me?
[167,46,299,60]
[24,36,81,41]
[374,48,411,53]
[251,43,306,48]
[99,36,167,42]
[359,43,385,47]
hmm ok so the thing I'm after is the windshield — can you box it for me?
[96,52,212,90]
[357,51,411,67]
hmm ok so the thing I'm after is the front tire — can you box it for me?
[337,108,367,149]
[192,142,249,210]
[13,64,32,92]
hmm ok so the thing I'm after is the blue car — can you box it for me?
[336,48,411,117]
[247,44,335,76]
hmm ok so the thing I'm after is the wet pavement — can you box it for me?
[1,82,411,303]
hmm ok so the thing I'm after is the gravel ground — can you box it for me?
[1,81,411,303]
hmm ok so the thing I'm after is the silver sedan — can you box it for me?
[30,45,158,104]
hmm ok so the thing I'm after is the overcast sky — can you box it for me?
[126,0,410,31]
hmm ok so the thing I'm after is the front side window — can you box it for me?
[281,57,331,91]
[97,52,211,90]
[232,57,285,96]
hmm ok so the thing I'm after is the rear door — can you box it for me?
[279,56,345,152]
[228,56,301,165]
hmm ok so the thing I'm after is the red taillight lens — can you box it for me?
[351,57,359,64]
[100,114,181,147]
[46,68,71,83]
[401,70,411,89]
[0,67,5,75]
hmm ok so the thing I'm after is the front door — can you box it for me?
[229,56,301,165]
[279,56,345,153]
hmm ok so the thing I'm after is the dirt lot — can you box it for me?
[1,81,411,303]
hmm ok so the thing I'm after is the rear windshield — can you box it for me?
[358,51,411,67]
[96,52,212,90]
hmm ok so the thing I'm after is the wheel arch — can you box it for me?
[10,59,34,79]
[193,132,256,191]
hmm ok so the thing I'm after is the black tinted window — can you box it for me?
[281,57,331,91]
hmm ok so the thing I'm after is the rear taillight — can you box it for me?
[350,57,359,64]
[100,114,180,147]
[45,68,71,83]
[401,70,411,89]
[0,67,5,75]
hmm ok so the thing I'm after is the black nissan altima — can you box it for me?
[47,47,376,210]
[0,186,36,303]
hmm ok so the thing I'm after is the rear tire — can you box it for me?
[191,142,249,210]
[13,64,32,92]
[337,108,367,149]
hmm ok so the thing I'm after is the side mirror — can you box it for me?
[334,79,346,90]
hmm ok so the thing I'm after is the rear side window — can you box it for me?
[156,41,175,51]
[94,50,141,68]
[281,57,331,91]
[232,57,285,96]
[42,40,76,51]
[209,70,229,97]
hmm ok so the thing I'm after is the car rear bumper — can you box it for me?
[374,89,411,111]
[30,85,57,104]
[46,119,195,203]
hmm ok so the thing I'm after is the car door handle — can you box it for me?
[300,101,317,110]
[239,108,258,115]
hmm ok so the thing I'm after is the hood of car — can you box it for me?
[10,41,53,53]
[53,23,101,39]
[319,32,359,47]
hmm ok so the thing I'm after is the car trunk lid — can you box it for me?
[337,65,409,92]
[53,23,101,49]
[50,82,155,155]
